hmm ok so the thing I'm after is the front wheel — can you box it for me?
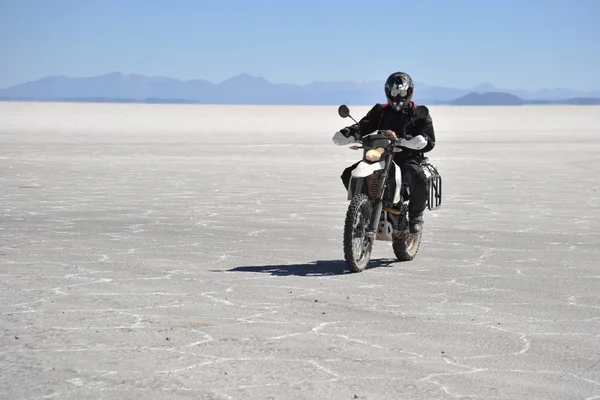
[343,194,373,272]
[392,230,422,261]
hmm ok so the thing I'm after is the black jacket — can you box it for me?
[345,102,436,163]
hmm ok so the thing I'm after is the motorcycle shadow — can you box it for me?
[224,258,398,277]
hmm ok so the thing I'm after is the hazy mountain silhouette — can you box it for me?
[444,91,600,106]
[1,72,599,105]
[447,92,526,106]
[463,83,600,101]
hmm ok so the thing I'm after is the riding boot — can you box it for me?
[409,213,424,234]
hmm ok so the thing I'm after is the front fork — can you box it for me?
[366,153,395,243]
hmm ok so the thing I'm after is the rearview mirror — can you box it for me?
[414,105,429,119]
[338,104,350,118]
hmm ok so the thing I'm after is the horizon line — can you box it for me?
[4,71,600,94]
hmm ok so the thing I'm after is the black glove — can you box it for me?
[340,127,352,138]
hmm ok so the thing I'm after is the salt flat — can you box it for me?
[1,101,599,399]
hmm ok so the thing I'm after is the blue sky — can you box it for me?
[1,0,598,91]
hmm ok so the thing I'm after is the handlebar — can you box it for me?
[358,131,403,146]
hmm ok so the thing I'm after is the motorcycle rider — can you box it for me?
[336,71,436,234]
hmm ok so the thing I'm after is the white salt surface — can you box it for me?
[1,101,599,399]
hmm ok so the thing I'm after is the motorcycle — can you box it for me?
[332,104,442,272]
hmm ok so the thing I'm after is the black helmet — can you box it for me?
[384,72,414,112]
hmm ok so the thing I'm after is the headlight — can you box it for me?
[365,147,385,162]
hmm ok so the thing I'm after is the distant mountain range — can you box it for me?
[1,72,599,106]
[443,92,600,106]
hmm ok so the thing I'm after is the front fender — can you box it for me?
[351,160,385,178]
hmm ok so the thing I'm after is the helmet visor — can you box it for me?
[386,83,411,101]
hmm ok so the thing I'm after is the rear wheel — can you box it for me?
[392,230,422,261]
[343,194,373,272]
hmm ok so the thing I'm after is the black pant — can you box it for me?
[340,158,428,218]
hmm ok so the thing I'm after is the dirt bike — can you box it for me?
[332,104,442,272]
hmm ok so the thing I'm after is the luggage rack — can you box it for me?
[421,158,442,210]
